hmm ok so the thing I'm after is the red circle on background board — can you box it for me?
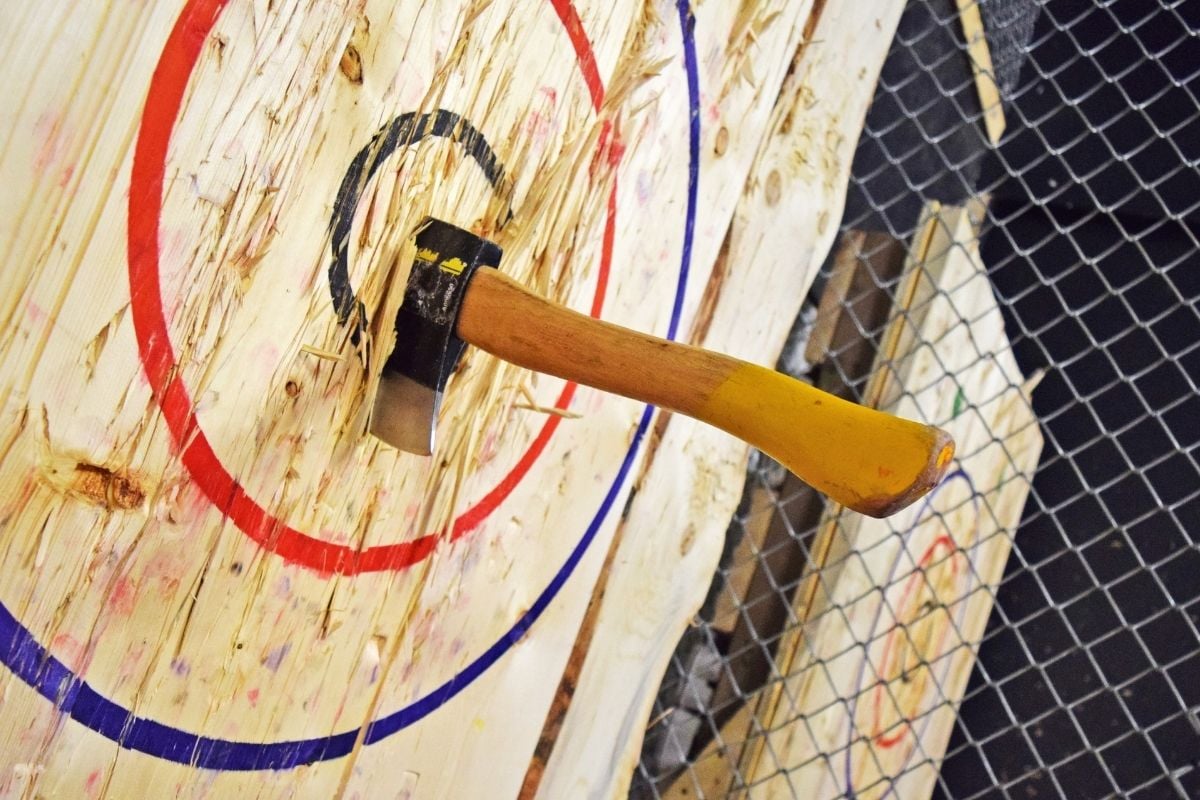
[868,534,961,749]
[128,0,618,575]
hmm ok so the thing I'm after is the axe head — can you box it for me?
[370,217,502,454]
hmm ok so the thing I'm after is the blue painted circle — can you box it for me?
[0,0,702,770]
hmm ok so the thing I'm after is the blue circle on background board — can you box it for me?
[0,0,701,770]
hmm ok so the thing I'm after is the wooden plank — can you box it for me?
[0,0,861,797]
[805,231,912,389]
[709,483,786,637]
[804,230,867,368]
[533,2,910,796]
[740,201,1043,798]
[955,0,1006,144]
[663,226,915,799]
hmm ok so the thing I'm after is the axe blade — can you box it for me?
[371,370,439,455]
[369,218,502,454]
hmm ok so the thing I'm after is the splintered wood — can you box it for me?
[529,2,908,797]
[718,202,1043,799]
[0,0,900,797]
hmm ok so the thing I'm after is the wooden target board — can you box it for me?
[0,0,882,796]
[740,203,1045,799]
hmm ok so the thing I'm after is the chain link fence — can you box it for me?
[635,0,1200,797]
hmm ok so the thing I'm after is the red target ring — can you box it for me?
[868,535,961,749]
[128,0,618,576]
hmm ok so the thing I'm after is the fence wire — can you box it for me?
[635,0,1200,797]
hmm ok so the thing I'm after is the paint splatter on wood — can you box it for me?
[0,0,891,797]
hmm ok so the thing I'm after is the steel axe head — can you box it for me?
[369,217,502,454]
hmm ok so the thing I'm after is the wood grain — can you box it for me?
[0,0,883,797]
[534,1,910,795]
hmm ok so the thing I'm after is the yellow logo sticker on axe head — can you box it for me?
[439,257,467,275]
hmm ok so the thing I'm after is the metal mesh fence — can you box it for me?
[635,0,1200,797]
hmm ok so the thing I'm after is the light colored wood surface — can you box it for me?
[955,0,1007,144]
[535,1,910,796]
[738,201,1043,798]
[0,0,894,797]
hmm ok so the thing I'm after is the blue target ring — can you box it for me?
[0,0,701,770]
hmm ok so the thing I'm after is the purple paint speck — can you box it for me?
[170,657,189,677]
[263,643,291,671]
[636,170,653,204]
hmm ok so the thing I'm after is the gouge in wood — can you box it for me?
[370,218,955,518]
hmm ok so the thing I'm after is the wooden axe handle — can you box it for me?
[458,267,955,517]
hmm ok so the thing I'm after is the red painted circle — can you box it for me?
[868,535,961,749]
[128,0,618,575]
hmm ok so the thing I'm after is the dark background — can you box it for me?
[844,0,1200,796]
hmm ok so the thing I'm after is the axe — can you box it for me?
[370,218,954,518]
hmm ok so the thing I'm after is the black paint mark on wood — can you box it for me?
[327,110,510,353]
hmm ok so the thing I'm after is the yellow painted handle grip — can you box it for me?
[458,268,955,517]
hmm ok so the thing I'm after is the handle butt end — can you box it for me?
[847,427,956,518]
